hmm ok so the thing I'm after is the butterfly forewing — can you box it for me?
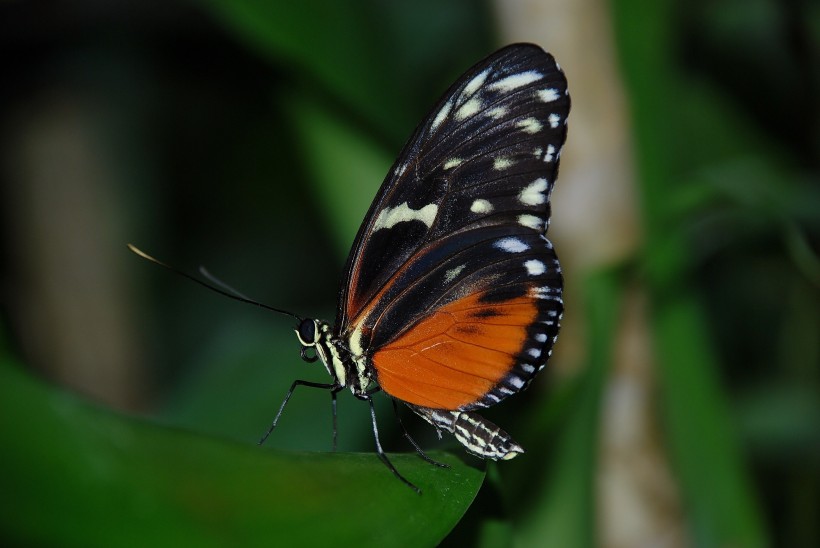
[337,44,569,330]
[337,43,569,419]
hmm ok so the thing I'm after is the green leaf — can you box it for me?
[0,356,484,546]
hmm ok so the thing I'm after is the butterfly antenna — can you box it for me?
[199,266,252,300]
[127,243,301,321]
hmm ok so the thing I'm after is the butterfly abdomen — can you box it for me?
[409,406,524,460]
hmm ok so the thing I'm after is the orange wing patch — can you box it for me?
[372,291,537,409]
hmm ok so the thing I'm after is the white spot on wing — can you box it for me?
[521,363,535,374]
[456,97,483,121]
[509,376,525,389]
[537,88,560,103]
[486,106,508,120]
[431,101,452,131]
[462,68,490,98]
[489,70,543,92]
[548,113,561,128]
[519,178,549,206]
[493,157,514,170]
[535,333,548,343]
[545,144,555,163]
[518,214,542,230]
[444,264,466,283]
[525,259,546,276]
[494,237,529,253]
[470,199,493,214]
[443,158,463,170]
[516,117,542,134]
[530,286,562,301]
[528,348,541,359]
[373,202,438,231]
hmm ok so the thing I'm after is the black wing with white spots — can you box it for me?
[336,44,570,330]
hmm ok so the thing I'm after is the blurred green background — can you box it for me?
[1,0,818,546]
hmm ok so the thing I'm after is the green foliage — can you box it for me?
[0,354,484,546]
[613,0,818,545]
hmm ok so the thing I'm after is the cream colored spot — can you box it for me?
[518,214,542,230]
[493,157,514,170]
[431,101,452,131]
[486,106,508,120]
[519,178,549,206]
[443,157,463,170]
[373,202,438,231]
[537,88,560,103]
[489,70,543,92]
[462,68,490,98]
[548,113,561,128]
[470,199,493,214]
[510,375,526,388]
[443,264,466,284]
[531,286,561,300]
[516,117,542,134]
[544,145,555,163]
[525,259,546,276]
[495,238,529,253]
[456,97,483,121]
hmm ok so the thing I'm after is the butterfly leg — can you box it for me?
[390,399,449,468]
[365,394,421,494]
[258,379,337,445]
[331,386,343,451]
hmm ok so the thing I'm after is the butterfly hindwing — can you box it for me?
[337,44,569,330]
[357,227,561,410]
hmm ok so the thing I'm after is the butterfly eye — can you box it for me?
[296,318,317,346]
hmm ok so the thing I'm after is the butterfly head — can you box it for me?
[294,317,347,387]
[295,318,321,362]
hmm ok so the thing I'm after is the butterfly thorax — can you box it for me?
[295,318,372,397]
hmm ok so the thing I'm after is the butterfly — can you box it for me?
[130,43,569,493]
